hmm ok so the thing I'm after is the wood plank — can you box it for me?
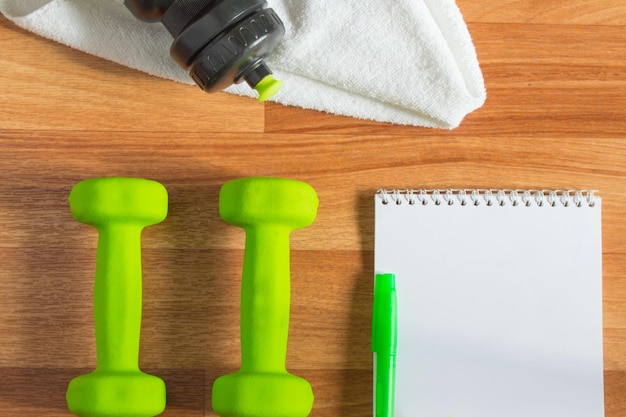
[459,0,626,25]
[2,133,625,252]
[605,371,626,417]
[265,23,626,137]
[0,16,264,133]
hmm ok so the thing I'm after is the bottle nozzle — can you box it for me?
[254,75,283,102]
[242,62,282,102]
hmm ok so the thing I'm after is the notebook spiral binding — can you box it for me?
[377,189,598,207]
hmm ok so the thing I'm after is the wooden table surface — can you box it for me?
[1,1,625,416]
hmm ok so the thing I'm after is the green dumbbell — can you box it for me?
[213,177,317,417]
[66,177,168,417]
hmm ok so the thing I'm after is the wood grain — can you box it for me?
[461,0,626,25]
[1,1,625,416]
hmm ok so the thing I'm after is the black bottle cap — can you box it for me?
[125,0,285,100]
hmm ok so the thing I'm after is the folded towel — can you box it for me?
[0,0,486,128]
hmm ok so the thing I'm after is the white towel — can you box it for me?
[0,0,486,128]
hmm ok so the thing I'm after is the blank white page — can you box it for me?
[374,190,604,417]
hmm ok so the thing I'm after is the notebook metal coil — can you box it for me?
[377,189,597,207]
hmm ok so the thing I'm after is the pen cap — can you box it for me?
[372,273,397,354]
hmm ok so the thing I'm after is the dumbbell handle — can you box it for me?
[94,224,144,372]
[240,225,291,373]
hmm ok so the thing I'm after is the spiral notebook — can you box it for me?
[374,189,604,417]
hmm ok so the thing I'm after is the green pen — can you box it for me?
[372,273,398,417]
